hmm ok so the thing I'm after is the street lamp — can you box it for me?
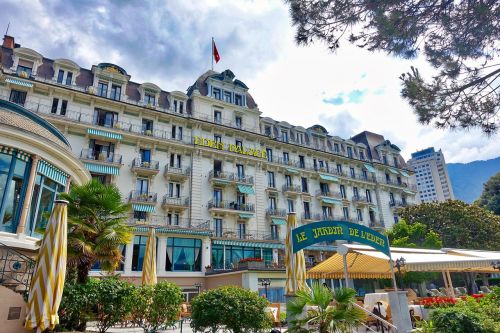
[395,257,406,289]
[194,282,203,295]
[260,278,271,299]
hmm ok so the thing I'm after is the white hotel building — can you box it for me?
[0,35,416,299]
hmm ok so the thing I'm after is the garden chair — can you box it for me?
[480,286,492,294]
[438,287,447,295]
[457,287,468,295]
[179,302,192,321]
[430,289,445,296]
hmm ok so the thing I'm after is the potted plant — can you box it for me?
[145,129,152,136]
[114,122,122,129]
[239,258,264,269]
[204,265,212,272]
[98,152,106,161]
[87,86,96,94]
[143,161,150,168]
[19,71,29,78]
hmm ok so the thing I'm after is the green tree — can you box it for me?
[190,286,272,333]
[475,172,500,215]
[285,1,500,134]
[60,180,132,283]
[58,280,95,332]
[131,282,184,333]
[397,200,500,250]
[287,283,366,333]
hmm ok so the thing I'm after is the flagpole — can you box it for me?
[211,37,214,71]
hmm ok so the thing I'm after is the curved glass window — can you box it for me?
[166,238,202,272]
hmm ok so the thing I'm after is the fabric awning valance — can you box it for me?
[84,162,120,175]
[319,174,339,182]
[363,163,376,173]
[238,213,254,219]
[237,184,255,195]
[388,168,399,175]
[132,204,156,213]
[399,170,410,177]
[285,168,300,175]
[87,128,123,140]
[321,198,342,205]
[5,77,34,88]
[271,218,287,225]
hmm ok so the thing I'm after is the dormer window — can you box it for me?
[264,126,272,136]
[281,130,289,143]
[56,69,73,85]
[223,91,232,103]
[359,150,365,160]
[235,94,243,106]
[334,143,340,153]
[212,87,221,99]
[16,60,33,77]
[347,146,353,158]
[110,84,121,101]
[144,93,156,106]
[382,155,388,165]
[173,100,184,114]
[57,70,64,83]
[97,81,108,97]
[297,133,304,144]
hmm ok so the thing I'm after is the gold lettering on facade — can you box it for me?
[194,136,267,159]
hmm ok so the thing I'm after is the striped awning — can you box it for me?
[213,239,283,249]
[5,77,33,88]
[213,179,230,185]
[271,218,287,225]
[400,170,410,177]
[403,189,415,195]
[285,168,300,174]
[237,184,255,195]
[134,227,211,236]
[132,204,156,213]
[369,207,378,213]
[322,197,342,205]
[84,162,120,175]
[319,174,338,182]
[388,167,399,175]
[37,160,68,186]
[364,163,376,173]
[239,213,254,219]
[87,128,123,140]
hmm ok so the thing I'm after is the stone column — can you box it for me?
[387,291,413,332]
[124,241,134,275]
[157,236,167,275]
[16,155,40,234]
[64,175,72,193]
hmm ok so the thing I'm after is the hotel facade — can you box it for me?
[0,35,416,300]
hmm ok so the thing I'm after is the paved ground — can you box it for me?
[86,321,197,333]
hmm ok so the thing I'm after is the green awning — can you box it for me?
[237,184,256,195]
[239,213,254,219]
[400,170,410,177]
[37,160,68,186]
[132,203,156,213]
[5,77,33,88]
[369,207,379,213]
[213,179,230,185]
[134,227,211,236]
[87,128,123,140]
[285,168,300,174]
[271,218,287,225]
[84,162,120,175]
[322,197,342,205]
[213,239,284,249]
[364,163,376,173]
[319,174,339,182]
[403,189,415,195]
[388,167,399,175]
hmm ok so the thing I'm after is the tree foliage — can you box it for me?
[397,200,500,250]
[190,286,272,333]
[286,0,500,133]
[387,220,442,249]
[287,283,366,333]
[60,180,132,283]
[475,172,500,215]
[131,282,184,333]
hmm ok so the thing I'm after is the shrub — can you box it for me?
[190,286,272,333]
[131,281,184,333]
[430,305,498,333]
[58,280,95,331]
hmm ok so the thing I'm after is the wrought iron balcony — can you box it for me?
[390,201,410,208]
[265,208,287,218]
[80,149,122,164]
[162,196,190,209]
[208,170,254,185]
[131,158,160,175]
[369,220,385,230]
[127,215,210,231]
[164,165,191,180]
[208,200,255,213]
[316,190,342,200]
[282,184,302,195]
[352,195,371,204]
[212,227,278,241]
[129,191,158,204]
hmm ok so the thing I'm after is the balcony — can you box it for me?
[208,200,255,216]
[127,215,210,231]
[208,170,254,186]
[301,213,321,223]
[265,208,287,218]
[355,174,377,183]
[352,195,372,205]
[79,149,122,165]
[164,165,191,181]
[390,201,410,209]
[369,219,385,230]
[131,158,160,176]
[316,190,342,200]
[162,196,189,210]
[282,184,302,196]
[266,184,279,194]
[212,227,278,241]
[129,191,158,204]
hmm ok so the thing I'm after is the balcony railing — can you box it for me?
[164,165,191,178]
[208,200,255,212]
[0,242,35,296]
[208,171,254,185]
[301,213,321,221]
[127,215,210,230]
[265,208,287,218]
[316,190,342,199]
[369,220,385,229]
[352,195,370,204]
[212,227,278,241]
[80,149,122,164]
[129,191,158,203]
[162,196,189,207]
[131,158,160,171]
[282,184,302,193]
[390,201,410,208]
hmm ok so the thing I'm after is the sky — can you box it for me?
[1,0,499,163]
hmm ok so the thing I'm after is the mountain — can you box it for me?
[447,157,500,203]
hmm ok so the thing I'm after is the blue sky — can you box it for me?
[1,0,499,163]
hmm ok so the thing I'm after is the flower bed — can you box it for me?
[239,258,263,263]
[417,296,457,308]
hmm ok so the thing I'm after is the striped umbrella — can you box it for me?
[25,200,68,332]
[285,213,308,294]
[141,227,157,285]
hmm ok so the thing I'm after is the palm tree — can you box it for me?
[60,180,132,283]
[287,282,366,333]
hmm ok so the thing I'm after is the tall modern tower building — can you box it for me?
[408,147,454,203]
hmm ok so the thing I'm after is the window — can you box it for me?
[297,133,304,144]
[264,126,272,136]
[336,163,343,174]
[172,125,183,140]
[357,209,363,222]
[320,182,329,194]
[350,167,355,178]
[214,218,223,237]
[301,177,308,193]
[366,189,372,203]
[140,148,151,163]
[166,238,202,272]
[389,192,395,205]
[169,153,182,168]
[347,146,353,158]
[110,84,122,101]
[235,94,243,106]
[359,151,365,160]
[93,108,117,127]
[268,196,277,210]
[136,177,149,194]
[16,60,33,76]
[299,155,305,168]
[393,156,398,167]
[214,110,222,123]
[383,155,388,165]
[270,225,279,240]
[237,223,246,239]
[303,202,311,219]
[281,130,289,143]
[266,148,273,162]
[65,71,73,85]
[97,81,108,97]
[213,189,222,205]
[287,199,294,213]
[322,206,332,219]
[214,135,222,145]
[285,174,292,187]
[353,187,359,199]
[267,171,275,188]
[133,210,147,220]
[385,173,390,182]
[397,176,402,185]
[361,169,368,179]
[235,140,243,149]
[223,91,232,103]
[167,213,180,226]
[57,69,64,83]
[142,119,154,134]
[283,152,289,163]
[342,207,350,220]
[212,87,221,99]
[61,100,67,115]
[237,193,246,206]
[236,164,245,180]
[334,143,340,153]
[144,93,155,106]
[235,115,242,128]
[9,90,27,106]
[340,185,346,199]
[168,182,181,198]
[51,98,59,114]
[132,235,148,271]
[50,98,68,116]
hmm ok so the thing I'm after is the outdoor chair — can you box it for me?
[454,287,464,296]
[179,302,192,321]
[480,286,492,294]
[430,289,445,296]
[457,287,468,295]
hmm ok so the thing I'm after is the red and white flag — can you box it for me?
[212,39,221,63]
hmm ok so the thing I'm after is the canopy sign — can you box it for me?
[292,220,391,257]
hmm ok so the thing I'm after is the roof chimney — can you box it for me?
[2,35,14,49]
